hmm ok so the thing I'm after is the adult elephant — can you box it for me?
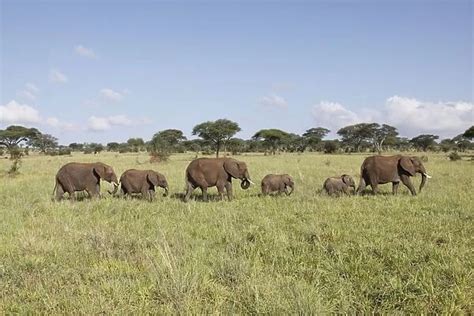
[357,155,432,196]
[53,162,119,200]
[184,157,253,202]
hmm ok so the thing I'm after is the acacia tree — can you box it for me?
[372,124,398,154]
[127,138,145,152]
[192,119,241,157]
[462,126,473,140]
[252,129,290,154]
[28,133,58,153]
[410,134,439,151]
[0,125,40,158]
[302,127,330,151]
[148,129,187,159]
[337,123,398,153]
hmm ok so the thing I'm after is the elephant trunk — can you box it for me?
[163,186,169,197]
[419,173,427,192]
[286,184,294,196]
[108,182,119,195]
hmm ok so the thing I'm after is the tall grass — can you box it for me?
[0,152,472,313]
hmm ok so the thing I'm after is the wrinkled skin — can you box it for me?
[184,158,252,202]
[53,162,118,200]
[119,169,168,201]
[323,174,355,196]
[261,174,294,196]
[357,155,431,196]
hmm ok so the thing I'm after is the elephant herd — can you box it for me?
[53,155,431,202]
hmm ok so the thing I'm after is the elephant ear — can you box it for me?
[341,174,351,185]
[93,164,106,179]
[399,157,416,176]
[223,159,241,179]
[147,171,159,186]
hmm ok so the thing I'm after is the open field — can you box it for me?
[0,152,473,313]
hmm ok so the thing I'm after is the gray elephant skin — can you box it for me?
[184,157,253,202]
[261,174,294,196]
[357,155,431,195]
[323,175,355,196]
[119,169,168,201]
[53,162,119,200]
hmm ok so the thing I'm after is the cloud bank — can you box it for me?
[312,96,473,137]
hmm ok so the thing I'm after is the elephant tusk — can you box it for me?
[247,179,255,185]
[423,173,432,179]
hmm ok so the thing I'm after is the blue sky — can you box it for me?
[1,0,472,144]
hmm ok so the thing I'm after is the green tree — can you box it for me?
[226,138,247,155]
[337,123,398,153]
[148,129,187,158]
[192,119,241,157]
[127,138,145,152]
[252,129,290,154]
[302,127,330,151]
[28,133,58,153]
[463,126,474,140]
[410,134,439,151]
[68,143,84,151]
[323,140,340,154]
[439,139,455,153]
[107,142,120,152]
[452,134,472,152]
[0,125,40,159]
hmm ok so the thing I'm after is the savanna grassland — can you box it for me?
[0,152,472,314]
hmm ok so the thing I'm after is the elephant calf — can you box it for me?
[323,174,356,196]
[261,174,294,196]
[119,169,168,201]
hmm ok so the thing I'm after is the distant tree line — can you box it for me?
[1,121,473,165]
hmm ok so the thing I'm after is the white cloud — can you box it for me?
[311,101,364,130]
[311,96,473,137]
[18,90,37,101]
[385,96,473,136]
[26,83,39,93]
[17,82,40,101]
[0,100,42,124]
[46,117,77,131]
[100,88,124,102]
[87,115,133,131]
[74,44,97,59]
[259,94,288,108]
[49,69,68,83]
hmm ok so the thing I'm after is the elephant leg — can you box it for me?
[87,184,100,199]
[225,181,233,201]
[400,175,416,196]
[216,183,226,201]
[370,183,379,195]
[392,182,400,195]
[55,184,65,201]
[149,190,156,201]
[356,178,366,195]
[201,187,208,202]
[342,185,350,195]
[141,187,152,201]
[184,182,194,202]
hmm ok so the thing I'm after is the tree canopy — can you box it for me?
[410,134,439,151]
[192,119,241,157]
[463,126,474,140]
[0,125,40,158]
[252,129,290,154]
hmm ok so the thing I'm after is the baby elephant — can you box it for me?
[323,174,356,196]
[119,169,168,201]
[261,174,294,196]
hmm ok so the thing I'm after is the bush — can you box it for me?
[83,148,93,154]
[149,150,170,163]
[420,155,429,162]
[448,152,461,161]
[323,141,339,154]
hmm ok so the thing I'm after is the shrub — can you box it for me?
[149,150,170,163]
[420,155,429,162]
[323,141,339,154]
[448,152,461,161]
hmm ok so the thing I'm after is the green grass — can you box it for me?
[0,152,472,313]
